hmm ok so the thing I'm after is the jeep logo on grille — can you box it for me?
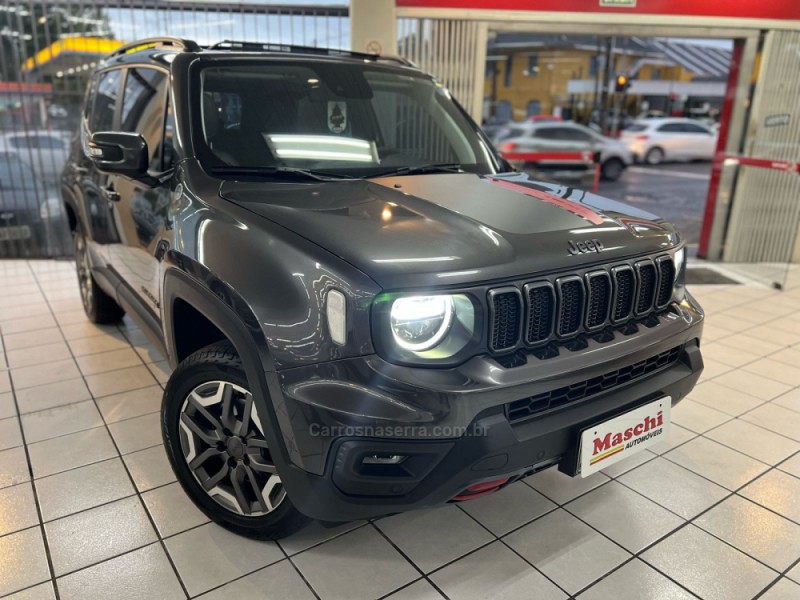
[567,239,604,255]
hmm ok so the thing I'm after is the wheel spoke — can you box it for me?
[180,412,219,445]
[202,462,229,491]
[248,452,278,474]
[189,446,224,471]
[219,383,237,431]
[261,474,285,512]
[242,464,270,514]
[230,464,253,515]
[237,394,253,437]
[187,393,225,436]
[246,437,269,450]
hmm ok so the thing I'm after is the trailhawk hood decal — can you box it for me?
[220,172,678,289]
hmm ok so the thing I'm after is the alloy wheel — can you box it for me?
[178,380,285,516]
[74,231,93,312]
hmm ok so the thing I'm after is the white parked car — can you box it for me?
[496,121,634,181]
[0,130,70,183]
[620,118,718,164]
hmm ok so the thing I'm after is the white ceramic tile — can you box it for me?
[122,445,176,492]
[566,481,684,552]
[617,458,728,519]
[460,480,556,536]
[35,457,134,522]
[504,508,629,595]
[695,495,800,571]
[21,401,103,444]
[431,541,566,600]
[705,419,799,465]
[291,525,418,600]
[14,378,92,414]
[376,505,494,573]
[57,543,185,600]
[0,416,23,450]
[165,523,285,597]
[526,466,610,505]
[76,347,143,376]
[195,559,315,600]
[664,436,768,490]
[740,470,800,523]
[0,446,31,489]
[96,385,162,424]
[642,525,775,600]
[85,365,158,398]
[0,482,39,536]
[578,559,696,600]
[108,412,163,454]
[27,427,117,479]
[45,496,157,576]
[142,482,209,538]
[0,527,51,596]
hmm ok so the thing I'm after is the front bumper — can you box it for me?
[269,296,703,521]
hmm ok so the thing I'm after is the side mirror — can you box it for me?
[87,132,148,179]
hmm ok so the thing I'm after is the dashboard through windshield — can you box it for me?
[196,60,498,179]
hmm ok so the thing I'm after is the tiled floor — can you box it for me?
[1,258,799,600]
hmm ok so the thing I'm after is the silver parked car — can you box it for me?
[0,130,71,183]
[495,121,634,181]
[619,118,718,164]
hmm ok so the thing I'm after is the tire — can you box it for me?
[601,158,624,181]
[161,341,311,540]
[73,223,125,323]
[644,147,665,165]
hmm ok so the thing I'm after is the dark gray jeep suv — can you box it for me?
[61,38,704,539]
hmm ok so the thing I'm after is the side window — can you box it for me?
[564,128,592,142]
[657,123,684,133]
[120,68,169,170]
[683,123,710,134]
[90,69,122,133]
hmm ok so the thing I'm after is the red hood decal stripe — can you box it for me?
[487,177,605,225]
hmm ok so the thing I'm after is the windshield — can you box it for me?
[197,61,497,178]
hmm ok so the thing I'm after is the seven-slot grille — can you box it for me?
[488,253,677,353]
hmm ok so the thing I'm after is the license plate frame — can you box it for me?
[578,397,671,478]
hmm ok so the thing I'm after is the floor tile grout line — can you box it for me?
[26,263,192,600]
[0,264,62,600]
[20,406,164,447]
[610,447,800,591]
[453,499,574,598]
[368,521,455,600]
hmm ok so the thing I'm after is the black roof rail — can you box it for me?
[207,40,414,67]
[109,37,200,58]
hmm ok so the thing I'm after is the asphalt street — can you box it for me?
[597,161,712,254]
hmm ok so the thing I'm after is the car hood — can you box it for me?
[220,172,679,289]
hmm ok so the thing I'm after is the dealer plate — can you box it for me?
[0,225,31,241]
[579,397,671,477]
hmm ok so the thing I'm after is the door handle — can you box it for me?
[102,185,120,202]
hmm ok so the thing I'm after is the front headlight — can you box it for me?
[672,246,686,300]
[374,293,478,364]
[390,295,454,352]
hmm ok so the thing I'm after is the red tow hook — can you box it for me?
[451,477,510,502]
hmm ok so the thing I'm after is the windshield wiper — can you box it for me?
[210,166,357,182]
[366,162,464,178]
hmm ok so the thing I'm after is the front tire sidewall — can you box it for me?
[161,357,304,538]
